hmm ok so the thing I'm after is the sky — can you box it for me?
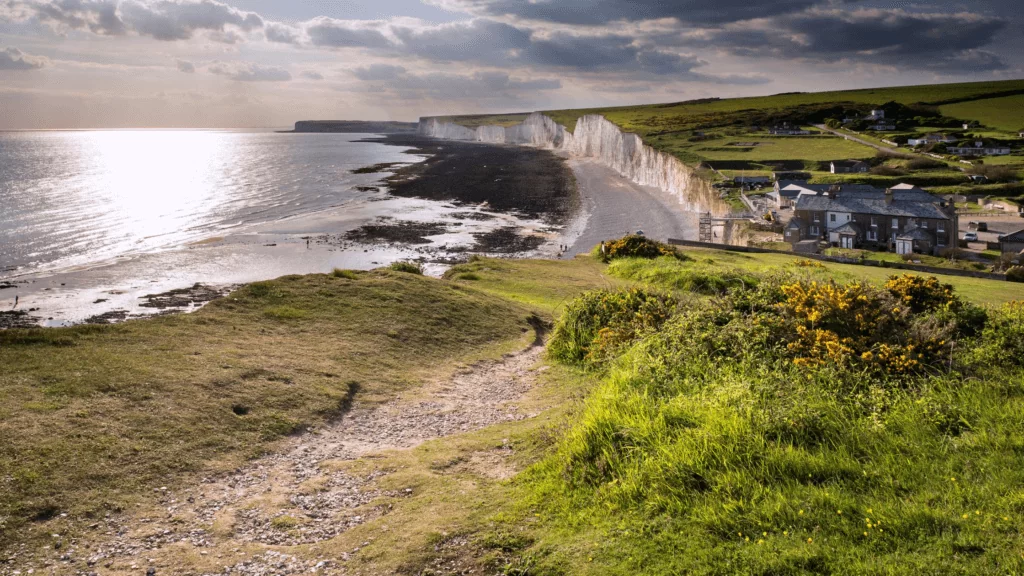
[0,0,1020,129]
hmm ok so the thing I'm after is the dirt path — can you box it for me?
[22,346,545,576]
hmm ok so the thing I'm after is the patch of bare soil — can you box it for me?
[23,346,544,575]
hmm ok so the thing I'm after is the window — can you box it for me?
[937,222,945,233]
[871,217,878,227]
[813,214,820,223]
[830,214,836,222]
[892,218,899,228]
[868,231,877,241]
[921,221,928,229]
[810,226,819,236]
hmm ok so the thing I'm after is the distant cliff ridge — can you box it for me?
[418,113,730,216]
[291,120,418,133]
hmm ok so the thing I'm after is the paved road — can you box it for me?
[563,158,697,257]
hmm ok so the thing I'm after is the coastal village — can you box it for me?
[702,102,1024,272]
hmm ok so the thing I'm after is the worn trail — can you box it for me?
[20,346,545,576]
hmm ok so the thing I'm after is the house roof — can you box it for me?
[794,187,950,219]
[897,227,936,242]
[786,217,805,229]
[1000,228,1024,243]
[833,222,862,235]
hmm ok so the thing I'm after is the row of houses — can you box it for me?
[774,183,958,255]
[947,141,1013,156]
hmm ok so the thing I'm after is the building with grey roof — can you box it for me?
[784,185,957,254]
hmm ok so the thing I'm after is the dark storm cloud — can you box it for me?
[699,8,1010,72]
[0,45,47,69]
[427,0,825,25]
[297,17,761,82]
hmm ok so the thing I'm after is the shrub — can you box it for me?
[598,235,682,261]
[332,268,359,280]
[548,288,677,365]
[906,157,946,171]
[389,261,423,275]
[975,301,1024,367]
[1008,267,1024,283]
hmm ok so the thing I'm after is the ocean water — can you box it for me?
[0,130,420,277]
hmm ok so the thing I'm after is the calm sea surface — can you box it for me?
[0,130,420,277]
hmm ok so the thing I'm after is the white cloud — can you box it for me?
[176,58,194,72]
[208,61,290,81]
[299,70,323,80]
[0,46,48,70]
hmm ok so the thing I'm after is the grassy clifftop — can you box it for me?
[0,269,537,549]
[4,250,1024,574]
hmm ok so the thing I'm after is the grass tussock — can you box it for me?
[511,261,1024,574]
[390,261,424,275]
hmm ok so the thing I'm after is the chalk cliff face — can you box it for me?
[418,113,728,215]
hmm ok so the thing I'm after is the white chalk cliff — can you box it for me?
[418,112,729,215]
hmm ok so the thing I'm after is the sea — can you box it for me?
[0,129,556,325]
[0,130,424,277]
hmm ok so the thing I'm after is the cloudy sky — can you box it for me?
[0,0,1020,129]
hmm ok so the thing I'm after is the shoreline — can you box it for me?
[0,135,582,328]
[1,133,701,329]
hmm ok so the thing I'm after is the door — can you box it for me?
[841,236,854,249]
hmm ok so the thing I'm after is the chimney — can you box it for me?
[827,185,840,199]
[885,188,894,205]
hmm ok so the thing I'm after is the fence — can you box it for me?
[666,238,1009,281]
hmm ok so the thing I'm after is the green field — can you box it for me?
[941,94,1024,133]
[677,135,877,164]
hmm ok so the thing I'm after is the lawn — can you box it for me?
[940,94,1024,133]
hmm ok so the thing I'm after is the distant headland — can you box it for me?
[285,120,418,133]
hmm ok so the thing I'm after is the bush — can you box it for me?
[332,269,359,280]
[598,235,682,261]
[548,288,677,365]
[1008,267,1024,283]
[906,157,946,171]
[389,261,423,275]
[975,301,1024,367]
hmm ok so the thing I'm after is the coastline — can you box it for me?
[0,134,582,328]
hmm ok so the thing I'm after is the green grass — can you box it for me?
[0,270,537,548]
[676,135,876,164]
[940,95,1024,133]
[7,249,1024,573]
[465,251,1024,575]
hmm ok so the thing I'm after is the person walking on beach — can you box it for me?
[600,241,608,262]
[11,295,18,309]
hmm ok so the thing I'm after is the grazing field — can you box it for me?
[940,94,1024,133]
[675,135,877,164]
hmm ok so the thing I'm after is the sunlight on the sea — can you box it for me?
[85,131,229,245]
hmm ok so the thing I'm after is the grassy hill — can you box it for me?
[440,79,1024,197]
[4,248,1024,574]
